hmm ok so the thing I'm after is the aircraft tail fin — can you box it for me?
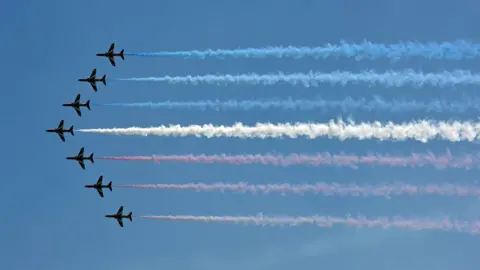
[102,74,107,86]
[88,153,94,163]
[69,125,74,136]
[86,100,91,110]
[126,212,132,221]
[107,181,112,191]
[120,49,125,60]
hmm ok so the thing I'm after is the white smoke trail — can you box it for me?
[77,119,480,143]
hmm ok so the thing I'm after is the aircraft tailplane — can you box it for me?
[120,49,125,60]
[69,126,74,136]
[86,100,91,110]
[107,181,112,191]
[126,212,132,221]
[102,75,107,86]
[88,153,94,163]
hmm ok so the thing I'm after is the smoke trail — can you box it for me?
[95,96,480,113]
[136,214,480,234]
[125,40,480,60]
[77,120,480,142]
[116,70,480,87]
[115,182,480,198]
[97,151,480,169]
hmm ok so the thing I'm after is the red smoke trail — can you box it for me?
[135,214,480,234]
[98,150,480,169]
[114,182,480,198]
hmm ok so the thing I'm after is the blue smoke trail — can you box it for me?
[95,96,480,113]
[125,40,480,60]
[116,70,480,87]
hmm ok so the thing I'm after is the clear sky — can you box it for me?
[2,0,480,269]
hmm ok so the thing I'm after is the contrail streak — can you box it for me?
[94,96,480,113]
[136,214,480,234]
[125,40,480,60]
[115,182,480,198]
[77,120,480,142]
[97,151,480,169]
[116,70,480,88]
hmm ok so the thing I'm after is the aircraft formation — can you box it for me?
[46,43,131,227]
[43,40,480,235]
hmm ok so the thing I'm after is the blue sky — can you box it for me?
[2,0,480,269]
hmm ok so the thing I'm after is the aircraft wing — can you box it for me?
[97,176,103,185]
[108,56,116,66]
[89,81,98,92]
[108,43,115,53]
[78,160,85,169]
[78,148,84,156]
[117,206,123,215]
[96,188,104,198]
[58,133,65,142]
[74,94,81,102]
[74,106,82,116]
[90,69,97,79]
[58,120,64,129]
[117,218,124,227]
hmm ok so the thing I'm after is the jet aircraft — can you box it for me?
[62,94,90,116]
[78,68,106,92]
[105,206,132,227]
[96,43,125,66]
[85,176,112,198]
[66,147,94,169]
[45,120,74,142]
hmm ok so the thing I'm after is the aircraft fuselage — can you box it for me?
[106,214,129,218]
[62,103,86,107]
[85,184,108,189]
[97,53,121,57]
[66,156,83,161]
[46,128,69,134]
[79,77,102,81]
[78,78,94,82]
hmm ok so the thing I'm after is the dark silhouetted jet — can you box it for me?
[78,68,106,92]
[105,206,132,227]
[66,147,94,169]
[85,176,112,198]
[46,120,74,142]
[62,94,91,116]
[96,43,125,66]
